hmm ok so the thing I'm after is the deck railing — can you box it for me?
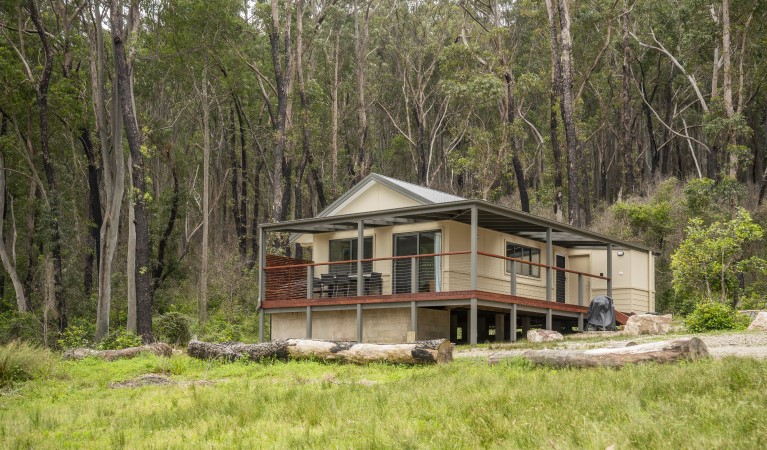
[262,251,610,305]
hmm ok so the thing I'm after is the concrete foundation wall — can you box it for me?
[270,307,449,343]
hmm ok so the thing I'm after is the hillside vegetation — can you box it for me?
[0,1,766,345]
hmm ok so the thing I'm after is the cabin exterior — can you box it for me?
[257,174,656,344]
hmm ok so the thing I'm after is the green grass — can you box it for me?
[1,353,766,449]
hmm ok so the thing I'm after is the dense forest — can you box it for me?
[1,0,766,345]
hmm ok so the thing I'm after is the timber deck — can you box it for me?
[261,290,629,325]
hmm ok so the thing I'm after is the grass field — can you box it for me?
[1,351,766,449]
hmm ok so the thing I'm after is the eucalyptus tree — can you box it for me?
[110,0,153,342]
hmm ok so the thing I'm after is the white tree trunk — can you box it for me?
[722,0,737,178]
[126,153,137,333]
[0,154,28,312]
[199,64,210,324]
[64,342,172,361]
[92,2,126,340]
[188,339,454,365]
[489,338,709,368]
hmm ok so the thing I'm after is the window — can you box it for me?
[329,237,373,274]
[506,243,540,278]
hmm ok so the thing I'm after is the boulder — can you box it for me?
[623,314,672,336]
[747,311,767,331]
[527,329,563,343]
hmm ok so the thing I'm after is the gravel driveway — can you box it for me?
[454,331,767,359]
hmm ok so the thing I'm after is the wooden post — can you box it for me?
[578,273,584,306]
[357,221,364,297]
[307,266,313,299]
[470,298,478,345]
[411,257,418,294]
[306,306,312,338]
[258,226,266,307]
[259,309,265,342]
[470,206,478,291]
[411,301,417,338]
[546,227,552,302]
[495,313,505,342]
[510,260,517,296]
[510,304,517,342]
[546,308,553,330]
[356,303,363,342]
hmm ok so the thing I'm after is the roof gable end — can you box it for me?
[317,173,464,218]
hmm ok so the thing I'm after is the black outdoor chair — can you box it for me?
[335,273,351,297]
[365,272,382,295]
[320,273,336,298]
[312,277,323,298]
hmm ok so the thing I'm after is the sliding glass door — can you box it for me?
[393,231,441,294]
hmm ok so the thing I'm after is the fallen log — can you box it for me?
[488,337,708,368]
[64,343,173,361]
[187,339,453,365]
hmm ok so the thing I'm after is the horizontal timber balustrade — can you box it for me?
[262,251,610,307]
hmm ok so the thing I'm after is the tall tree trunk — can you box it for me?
[621,0,634,194]
[91,0,126,340]
[294,0,310,237]
[545,0,564,221]
[268,0,293,222]
[110,0,153,342]
[228,107,243,252]
[331,29,340,194]
[126,154,136,332]
[80,128,102,298]
[28,0,66,331]
[151,148,178,292]
[556,0,580,226]
[722,0,737,178]
[504,73,529,213]
[22,179,37,300]
[352,0,371,183]
[0,152,29,312]
[199,65,210,324]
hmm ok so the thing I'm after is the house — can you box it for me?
[257,173,656,344]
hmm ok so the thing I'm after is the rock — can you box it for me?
[527,329,563,343]
[747,311,767,331]
[623,314,672,336]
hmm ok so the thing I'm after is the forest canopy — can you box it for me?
[1,0,766,345]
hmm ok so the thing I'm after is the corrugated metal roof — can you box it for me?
[375,174,465,204]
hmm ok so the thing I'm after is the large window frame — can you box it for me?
[505,242,541,278]
[329,237,373,274]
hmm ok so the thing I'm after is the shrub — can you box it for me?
[155,312,191,346]
[97,329,143,350]
[198,316,242,342]
[0,311,41,346]
[0,341,57,387]
[57,324,92,350]
[685,302,750,333]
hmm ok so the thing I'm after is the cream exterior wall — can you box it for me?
[304,220,655,312]
[270,307,449,343]
[583,249,656,314]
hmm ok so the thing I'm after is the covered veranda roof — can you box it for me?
[261,200,654,252]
